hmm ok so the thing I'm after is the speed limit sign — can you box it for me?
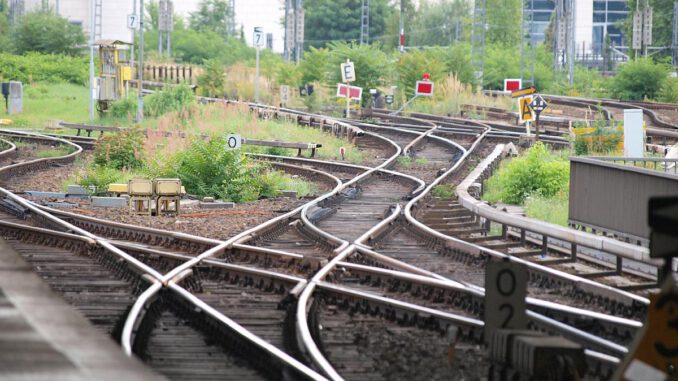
[225,134,242,150]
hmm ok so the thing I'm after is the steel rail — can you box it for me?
[295,204,403,380]
[455,145,655,299]
[0,137,17,159]
[168,282,328,381]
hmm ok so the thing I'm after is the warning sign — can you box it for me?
[518,96,535,124]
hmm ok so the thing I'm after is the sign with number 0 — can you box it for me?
[484,258,527,343]
[225,134,242,150]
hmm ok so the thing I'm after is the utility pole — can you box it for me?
[131,0,136,64]
[284,0,289,61]
[399,0,404,52]
[229,0,236,35]
[360,0,369,45]
[88,0,95,120]
[137,0,144,122]
[520,0,535,86]
[673,2,678,68]
[471,0,486,88]
[567,0,574,85]
[295,0,304,62]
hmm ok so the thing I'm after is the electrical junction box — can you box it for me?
[128,179,153,196]
[154,178,182,196]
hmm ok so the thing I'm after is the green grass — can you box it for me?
[524,191,569,226]
[147,103,365,163]
[34,146,75,158]
[1,83,90,129]
[431,184,455,199]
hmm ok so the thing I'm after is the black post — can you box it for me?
[535,112,540,141]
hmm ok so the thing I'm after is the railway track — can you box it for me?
[0,102,663,380]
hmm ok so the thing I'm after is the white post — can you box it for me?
[255,46,260,103]
[88,0,95,120]
[345,83,350,119]
[137,0,144,122]
[624,109,644,157]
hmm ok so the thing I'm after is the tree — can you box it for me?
[485,0,522,46]
[197,59,226,97]
[12,12,85,55]
[324,42,393,105]
[609,57,671,100]
[623,0,673,59]
[304,0,394,49]
[408,0,471,47]
[189,0,233,39]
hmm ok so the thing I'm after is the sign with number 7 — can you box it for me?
[253,27,264,48]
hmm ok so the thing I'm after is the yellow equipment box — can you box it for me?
[154,178,182,196]
[128,179,153,196]
[107,183,128,194]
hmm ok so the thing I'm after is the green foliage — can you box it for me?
[483,44,554,90]
[164,137,268,202]
[325,42,392,105]
[486,0,522,45]
[658,76,678,103]
[442,43,475,85]
[77,166,143,195]
[258,170,317,199]
[144,84,196,118]
[93,128,145,170]
[299,47,330,84]
[609,58,671,100]
[431,184,456,199]
[189,0,234,38]
[0,52,88,85]
[524,190,569,226]
[197,59,225,97]
[408,0,470,47]
[12,12,86,55]
[397,48,446,98]
[108,96,138,119]
[483,142,569,205]
[35,146,75,158]
[304,0,393,49]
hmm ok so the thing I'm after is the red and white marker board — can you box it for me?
[336,83,363,101]
[504,79,522,92]
[415,80,434,96]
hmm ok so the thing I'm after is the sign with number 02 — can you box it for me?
[484,258,527,343]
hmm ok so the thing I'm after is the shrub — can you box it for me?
[431,184,455,198]
[0,52,88,85]
[483,142,569,205]
[93,128,145,170]
[144,84,196,117]
[609,58,671,100]
[77,166,142,195]
[659,76,678,103]
[108,96,138,119]
[12,12,86,56]
[197,59,225,97]
[166,136,268,202]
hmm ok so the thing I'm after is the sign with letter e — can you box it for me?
[340,61,356,83]
[484,258,527,343]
